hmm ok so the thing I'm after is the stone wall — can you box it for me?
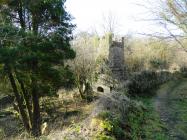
[108,35,125,80]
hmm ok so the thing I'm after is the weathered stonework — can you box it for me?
[108,35,125,80]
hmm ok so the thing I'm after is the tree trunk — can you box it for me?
[16,75,33,128]
[32,15,39,35]
[6,65,31,132]
[18,0,26,30]
[78,82,85,99]
[31,76,41,137]
[84,82,93,102]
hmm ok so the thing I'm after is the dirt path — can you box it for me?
[154,79,187,140]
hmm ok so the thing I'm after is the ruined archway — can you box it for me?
[97,86,104,92]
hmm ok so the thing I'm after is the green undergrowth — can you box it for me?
[0,128,5,140]
[128,71,172,96]
[159,79,187,139]
[92,96,169,140]
[94,111,125,140]
[126,97,169,140]
[126,78,187,140]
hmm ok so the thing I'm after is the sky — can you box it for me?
[65,0,162,36]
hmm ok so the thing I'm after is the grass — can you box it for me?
[161,79,187,139]
[94,111,125,140]
[140,97,169,140]
[1,91,95,139]
[130,78,187,140]
[0,128,5,140]
[2,79,187,140]
[126,97,169,140]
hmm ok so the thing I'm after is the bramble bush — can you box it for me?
[128,71,172,96]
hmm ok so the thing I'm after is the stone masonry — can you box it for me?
[108,35,125,80]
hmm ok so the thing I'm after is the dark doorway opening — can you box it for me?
[97,87,104,92]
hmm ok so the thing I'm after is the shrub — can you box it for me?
[179,66,187,77]
[95,111,125,140]
[125,55,145,73]
[124,101,145,140]
[95,134,115,140]
[128,71,172,96]
[149,58,168,70]
[0,128,5,140]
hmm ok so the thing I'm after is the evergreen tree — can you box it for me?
[0,0,75,136]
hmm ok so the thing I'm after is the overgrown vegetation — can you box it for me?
[94,111,125,140]
[155,79,187,139]
[1,0,187,139]
[0,0,75,137]
[125,97,169,140]
[69,33,99,101]
[128,71,172,96]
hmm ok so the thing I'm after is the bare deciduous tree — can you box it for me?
[69,33,98,101]
[156,0,187,51]
[101,12,120,34]
[138,0,187,51]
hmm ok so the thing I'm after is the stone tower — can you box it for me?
[108,35,125,80]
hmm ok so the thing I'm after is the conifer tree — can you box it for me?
[0,0,75,136]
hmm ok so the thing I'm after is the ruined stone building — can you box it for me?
[108,35,125,80]
[92,34,125,93]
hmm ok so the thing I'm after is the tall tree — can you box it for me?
[0,0,75,136]
[70,33,97,100]
[146,0,187,49]
[159,0,187,34]
[101,12,120,35]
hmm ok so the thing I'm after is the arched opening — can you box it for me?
[110,86,113,92]
[97,86,104,92]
